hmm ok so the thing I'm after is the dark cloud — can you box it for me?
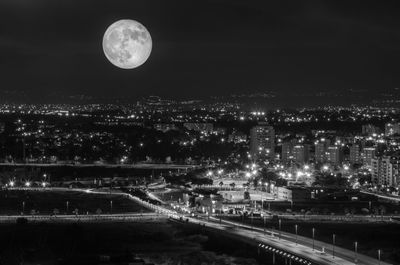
[0,0,400,102]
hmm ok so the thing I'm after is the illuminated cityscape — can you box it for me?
[1,0,400,265]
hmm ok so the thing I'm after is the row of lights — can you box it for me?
[7,181,47,188]
[258,243,312,265]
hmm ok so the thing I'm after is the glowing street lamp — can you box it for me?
[332,234,336,259]
[378,249,381,265]
[354,241,358,263]
[312,228,315,251]
[9,181,14,187]
[278,219,282,240]
[25,181,31,187]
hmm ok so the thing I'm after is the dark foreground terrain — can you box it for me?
[0,220,268,265]
[0,189,150,215]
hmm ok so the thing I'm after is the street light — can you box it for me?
[250,211,254,230]
[110,200,113,214]
[22,201,25,214]
[332,234,336,259]
[354,241,358,263]
[9,181,14,187]
[278,219,282,240]
[262,214,266,234]
[66,201,69,213]
[378,249,381,265]
[295,224,298,245]
[312,228,315,251]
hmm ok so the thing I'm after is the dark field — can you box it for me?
[0,189,150,215]
[0,220,267,265]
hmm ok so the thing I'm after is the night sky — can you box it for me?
[1,0,400,102]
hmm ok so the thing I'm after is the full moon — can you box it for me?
[103,19,152,69]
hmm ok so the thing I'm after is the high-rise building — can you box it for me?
[349,144,361,164]
[315,139,329,163]
[371,157,395,186]
[385,122,400,136]
[281,141,293,163]
[327,146,343,165]
[293,144,310,164]
[391,157,400,187]
[362,147,376,166]
[250,124,275,158]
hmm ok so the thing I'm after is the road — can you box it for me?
[1,187,391,265]
[144,191,391,265]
